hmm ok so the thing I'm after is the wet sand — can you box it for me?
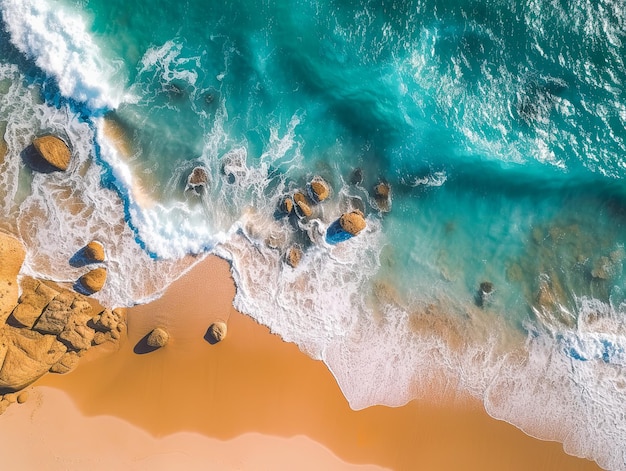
[17,255,603,470]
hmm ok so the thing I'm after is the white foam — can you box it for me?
[1,0,126,110]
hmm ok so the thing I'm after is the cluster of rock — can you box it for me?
[0,231,125,414]
[278,176,377,266]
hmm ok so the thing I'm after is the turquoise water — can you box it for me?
[1,0,626,468]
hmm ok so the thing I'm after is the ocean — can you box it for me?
[0,0,625,468]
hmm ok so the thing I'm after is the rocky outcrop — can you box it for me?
[11,278,59,328]
[286,245,302,268]
[477,281,494,307]
[84,241,106,263]
[339,210,366,236]
[187,166,209,194]
[0,231,25,326]
[0,327,67,392]
[308,177,330,203]
[32,135,71,171]
[146,327,169,348]
[373,182,391,212]
[207,321,227,343]
[79,267,107,294]
[49,351,80,374]
[293,192,312,218]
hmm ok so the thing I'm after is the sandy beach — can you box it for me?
[1,255,603,470]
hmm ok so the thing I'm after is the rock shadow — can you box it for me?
[69,247,95,268]
[133,332,161,354]
[203,327,220,345]
[21,144,59,174]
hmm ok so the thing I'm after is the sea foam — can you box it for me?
[1,0,126,111]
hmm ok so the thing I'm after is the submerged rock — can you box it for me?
[477,281,494,307]
[293,192,312,218]
[146,327,169,348]
[308,177,330,203]
[84,241,106,263]
[32,135,71,171]
[207,321,227,343]
[339,210,366,236]
[349,168,363,185]
[373,182,392,212]
[79,267,107,294]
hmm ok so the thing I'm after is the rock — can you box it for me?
[477,281,494,307]
[349,168,363,185]
[208,321,227,343]
[0,231,25,326]
[11,278,59,328]
[293,192,312,218]
[16,391,28,404]
[59,318,95,351]
[49,351,80,374]
[286,246,303,268]
[79,267,107,294]
[281,197,294,215]
[0,399,9,415]
[34,291,93,335]
[187,166,209,193]
[92,308,124,332]
[84,241,106,262]
[308,177,330,202]
[373,182,391,212]
[0,327,67,392]
[591,256,614,280]
[32,135,71,171]
[339,210,366,236]
[146,327,169,348]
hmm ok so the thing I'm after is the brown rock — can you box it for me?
[79,267,107,294]
[286,246,303,268]
[208,321,227,343]
[374,182,391,211]
[146,327,169,348]
[309,177,330,202]
[34,291,93,335]
[282,197,294,215]
[59,318,95,351]
[93,308,124,332]
[188,166,208,186]
[50,351,80,374]
[84,240,106,262]
[11,278,59,328]
[339,210,366,236]
[32,135,71,171]
[293,192,312,218]
[0,327,67,391]
[0,231,25,326]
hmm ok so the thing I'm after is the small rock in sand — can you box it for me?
[207,321,227,343]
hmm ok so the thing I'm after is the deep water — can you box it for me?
[1,0,626,468]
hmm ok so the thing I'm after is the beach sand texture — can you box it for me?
[4,255,597,471]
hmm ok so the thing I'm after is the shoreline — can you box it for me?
[25,254,601,471]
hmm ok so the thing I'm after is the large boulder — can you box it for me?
[207,321,227,343]
[281,196,294,215]
[49,351,80,374]
[11,278,59,328]
[79,267,107,294]
[32,135,71,171]
[187,166,209,194]
[0,327,67,392]
[146,327,169,348]
[84,241,106,263]
[339,210,366,236]
[308,177,330,203]
[59,318,96,351]
[0,232,25,326]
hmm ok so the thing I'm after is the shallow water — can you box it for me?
[0,0,625,468]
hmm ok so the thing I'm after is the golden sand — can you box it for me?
[26,255,602,471]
